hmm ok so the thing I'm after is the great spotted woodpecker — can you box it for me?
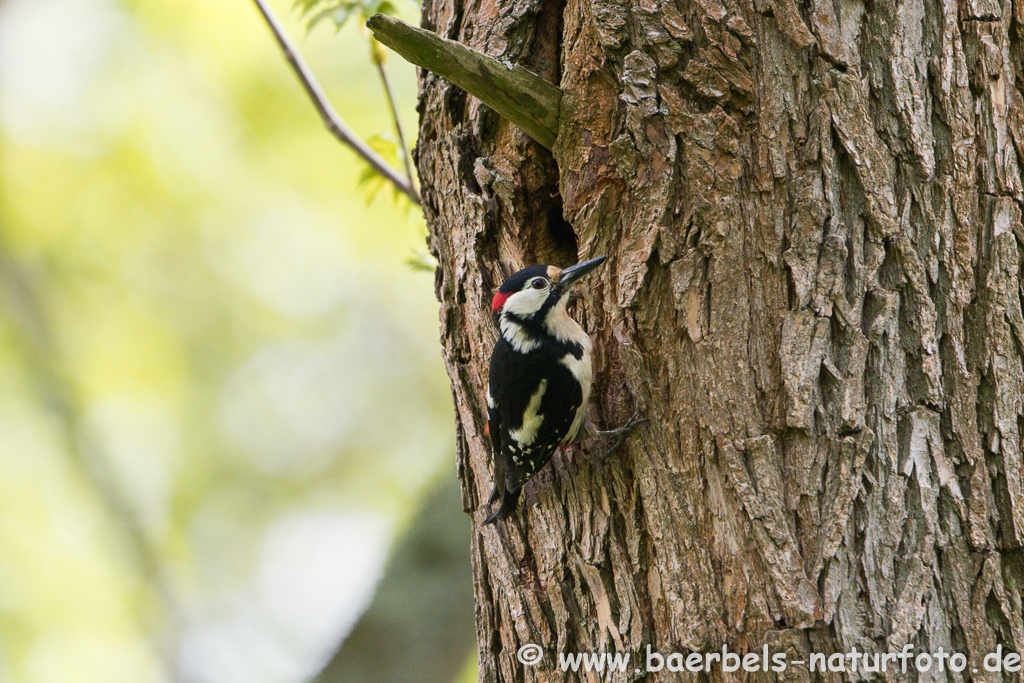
[483,256,645,525]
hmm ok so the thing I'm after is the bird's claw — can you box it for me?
[595,410,648,459]
[620,410,649,431]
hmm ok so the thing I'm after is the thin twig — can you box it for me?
[252,0,421,205]
[374,53,416,194]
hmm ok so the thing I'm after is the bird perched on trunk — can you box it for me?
[483,256,645,525]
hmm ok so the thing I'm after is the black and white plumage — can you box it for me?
[482,257,606,525]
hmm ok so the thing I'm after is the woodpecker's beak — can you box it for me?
[557,256,606,290]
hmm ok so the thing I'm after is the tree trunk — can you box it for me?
[414,0,1024,678]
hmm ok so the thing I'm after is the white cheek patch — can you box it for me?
[498,282,556,353]
[502,287,548,317]
[510,379,547,445]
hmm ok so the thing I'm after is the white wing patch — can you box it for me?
[486,386,495,409]
[510,379,547,445]
[560,346,593,443]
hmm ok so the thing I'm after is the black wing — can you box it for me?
[483,337,584,524]
[486,368,503,506]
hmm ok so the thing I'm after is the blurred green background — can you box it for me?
[0,0,467,681]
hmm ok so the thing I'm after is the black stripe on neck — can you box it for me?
[502,311,584,359]
[505,311,546,337]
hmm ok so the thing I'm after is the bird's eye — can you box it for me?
[531,278,547,290]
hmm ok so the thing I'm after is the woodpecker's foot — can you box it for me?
[487,483,501,505]
[482,486,523,525]
[589,411,648,459]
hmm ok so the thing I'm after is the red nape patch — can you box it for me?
[491,292,511,313]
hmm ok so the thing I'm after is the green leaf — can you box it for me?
[304,5,342,32]
[355,135,406,204]
[405,249,438,273]
[328,5,353,29]
[296,0,419,32]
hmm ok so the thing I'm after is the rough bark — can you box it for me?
[414,0,1024,679]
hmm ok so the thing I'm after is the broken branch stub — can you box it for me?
[365,14,562,150]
